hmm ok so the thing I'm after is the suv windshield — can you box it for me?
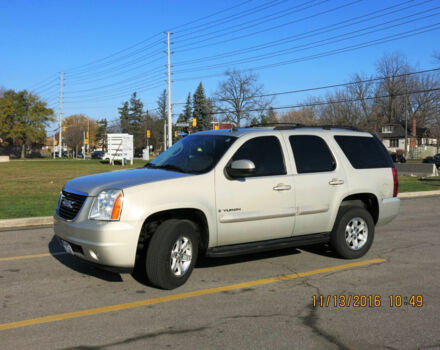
[147,134,237,174]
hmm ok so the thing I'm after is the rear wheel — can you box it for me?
[146,219,199,290]
[330,206,375,259]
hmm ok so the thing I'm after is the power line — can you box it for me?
[170,0,255,32]
[66,34,163,74]
[173,0,433,67]
[173,0,291,40]
[210,87,440,115]
[172,67,440,106]
[171,22,440,77]
[173,0,362,52]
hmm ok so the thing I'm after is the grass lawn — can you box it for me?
[398,176,440,193]
[0,160,439,219]
[0,159,146,219]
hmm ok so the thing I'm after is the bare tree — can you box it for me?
[374,53,411,124]
[214,69,271,127]
[279,108,316,125]
[347,73,377,130]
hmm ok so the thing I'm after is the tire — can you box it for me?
[146,219,199,290]
[330,206,375,259]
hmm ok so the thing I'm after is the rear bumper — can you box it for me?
[53,215,140,269]
[377,197,400,226]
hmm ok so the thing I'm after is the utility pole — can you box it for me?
[59,72,64,158]
[87,119,90,155]
[164,120,167,151]
[53,132,56,159]
[166,32,173,148]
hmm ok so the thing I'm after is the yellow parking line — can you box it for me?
[0,258,385,331]
[0,252,66,262]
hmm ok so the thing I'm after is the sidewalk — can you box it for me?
[1,190,439,230]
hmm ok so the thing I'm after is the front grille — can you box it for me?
[58,190,87,220]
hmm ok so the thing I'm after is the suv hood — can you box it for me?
[63,168,190,196]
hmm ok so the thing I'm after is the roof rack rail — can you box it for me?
[245,122,361,131]
[246,122,305,128]
[273,124,360,131]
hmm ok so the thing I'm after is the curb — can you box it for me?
[0,216,53,229]
[398,190,440,198]
[1,189,440,230]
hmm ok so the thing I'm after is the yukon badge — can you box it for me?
[222,208,241,213]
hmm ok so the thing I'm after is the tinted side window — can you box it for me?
[289,135,336,174]
[334,135,391,169]
[231,136,286,176]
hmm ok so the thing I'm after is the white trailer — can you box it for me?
[106,133,133,165]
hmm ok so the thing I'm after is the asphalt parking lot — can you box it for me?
[1,196,439,350]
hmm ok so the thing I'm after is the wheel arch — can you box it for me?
[339,193,379,224]
[136,208,210,262]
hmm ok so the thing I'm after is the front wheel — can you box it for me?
[330,206,375,259]
[146,219,199,290]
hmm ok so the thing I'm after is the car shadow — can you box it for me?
[299,243,340,259]
[48,236,123,282]
[196,247,301,268]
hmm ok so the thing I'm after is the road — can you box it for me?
[0,197,439,350]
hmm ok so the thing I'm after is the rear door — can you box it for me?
[284,133,348,236]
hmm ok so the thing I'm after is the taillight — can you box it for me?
[392,167,398,197]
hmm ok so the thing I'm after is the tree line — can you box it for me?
[0,89,53,158]
[279,53,440,142]
[109,53,439,153]
[1,51,439,158]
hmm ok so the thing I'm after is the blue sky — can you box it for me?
[1,0,439,131]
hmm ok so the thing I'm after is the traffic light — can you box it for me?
[192,118,197,127]
[85,139,88,145]
[62,126,66,132]
[86,131,89,139]
[146,130,151,139]
[214,125,219,130]
[174,131,178,138]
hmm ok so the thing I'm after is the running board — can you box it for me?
[206,233,330,258]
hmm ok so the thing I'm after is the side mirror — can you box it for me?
[226,159,256,178]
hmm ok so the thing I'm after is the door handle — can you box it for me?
[329,178,344,186]
[273,184,292,191]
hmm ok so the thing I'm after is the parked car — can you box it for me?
[134,151,143,158]
[91,151,105,159]
[54,126,400,289]
[422,154,440,167]
[51,151,67,158]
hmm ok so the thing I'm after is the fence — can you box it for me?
[407,145,439,160]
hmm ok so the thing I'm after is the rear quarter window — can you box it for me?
[334,135,392,169]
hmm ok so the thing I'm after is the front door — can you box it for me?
[215,135,295,246]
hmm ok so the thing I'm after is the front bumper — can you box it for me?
[377,197,400,226]
[54,214,141,269]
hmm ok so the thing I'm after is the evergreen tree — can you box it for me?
[156,89,167,150]
[183,93,192,123]
[192,83,211,131]
[129,92,144,131]
[118,102,129,133]
[177,93,192,135]
[95,118,108,150]
[157,89,167,120]
[128,92,144,150]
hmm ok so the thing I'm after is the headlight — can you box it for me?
[89,189,123,221]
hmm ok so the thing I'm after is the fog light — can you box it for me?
[89,250,99,261]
